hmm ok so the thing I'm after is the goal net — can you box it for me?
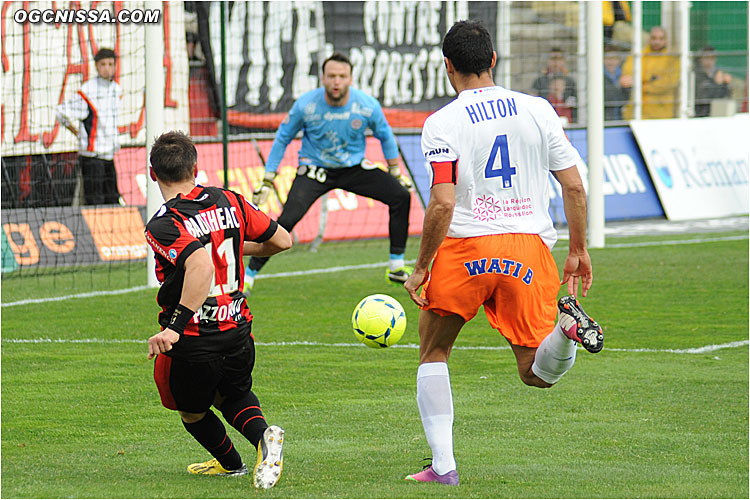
[3,1,747,301]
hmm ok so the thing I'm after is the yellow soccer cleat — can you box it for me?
[386,265,412,285]
[187,458,248,477]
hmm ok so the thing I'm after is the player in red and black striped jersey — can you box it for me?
[145,131,291,488]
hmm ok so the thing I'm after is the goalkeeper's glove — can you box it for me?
[253,171,276,205]
[389,165,413,190]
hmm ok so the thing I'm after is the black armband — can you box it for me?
[168,304,195,335]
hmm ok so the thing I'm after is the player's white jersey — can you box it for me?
[421,85,582,249]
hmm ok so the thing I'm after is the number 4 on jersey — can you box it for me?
[484,134,516,189]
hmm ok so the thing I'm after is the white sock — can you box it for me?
[389,257,405,271]
[416,362,456,474]
[531,319,577,384]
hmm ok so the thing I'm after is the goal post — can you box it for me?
[145,1,165,288]
[586,1,605,249]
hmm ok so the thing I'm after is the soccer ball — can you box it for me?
[351,294,407,348]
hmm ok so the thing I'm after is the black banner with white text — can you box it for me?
[195,1,497,130]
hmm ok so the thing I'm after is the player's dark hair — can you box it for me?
[150,131,198,183]
[322,51,352,74]
[94,48,117,62]
[442,20,494,77]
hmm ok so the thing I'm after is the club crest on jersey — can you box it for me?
[351,118,362,130]
[168,249,177,260]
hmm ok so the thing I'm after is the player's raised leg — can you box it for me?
[522,318,578,388]
[215,346,286,489]
[253,425,285,489]
[520,296,602,387]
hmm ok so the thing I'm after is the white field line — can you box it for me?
[604,234,748,249]
[1,337,747,354]
[2,233,747,308]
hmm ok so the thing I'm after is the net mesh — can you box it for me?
[2,1,748,300]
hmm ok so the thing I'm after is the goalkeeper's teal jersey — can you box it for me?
[264,87,398,172]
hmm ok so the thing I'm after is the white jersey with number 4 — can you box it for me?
[421,85,582,249]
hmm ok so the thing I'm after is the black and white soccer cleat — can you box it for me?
[557,295,604,353]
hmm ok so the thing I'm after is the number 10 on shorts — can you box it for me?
[484,134,516,189]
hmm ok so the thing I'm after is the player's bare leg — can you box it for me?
[417,309,464,364]
[510,344,554,388]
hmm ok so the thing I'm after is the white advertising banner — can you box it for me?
[1,1,190,157]
[630,116,749,220]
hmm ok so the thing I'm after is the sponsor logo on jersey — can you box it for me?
[304,103,317,115]
[146,231,175,264]
[425,147,450,158]
[463,257,534,285]
[183,206,241,238]
[195,297,246,323]
[168,249,177,259]
[324,111,350,121]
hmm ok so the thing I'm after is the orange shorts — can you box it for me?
[422,233,560,348]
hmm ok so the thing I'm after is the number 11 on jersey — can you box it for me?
[484,134,516,189]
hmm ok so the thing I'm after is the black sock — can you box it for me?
[182,409,243,470]
[220,391,268,449]
[248,256,269,272]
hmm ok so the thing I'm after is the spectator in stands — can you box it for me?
[531,47,578,122]
[186,31,203,63]
[620,26,680,119]
[603,1,632,43]
[694,45,733,117]
[546,75,574,125]
[56,48,123,205]
[604,45,630,121]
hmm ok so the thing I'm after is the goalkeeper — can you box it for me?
[246,52,412,292]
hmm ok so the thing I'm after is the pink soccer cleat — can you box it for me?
[405,464,459,486]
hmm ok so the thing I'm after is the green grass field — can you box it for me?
[2,231,748,498]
